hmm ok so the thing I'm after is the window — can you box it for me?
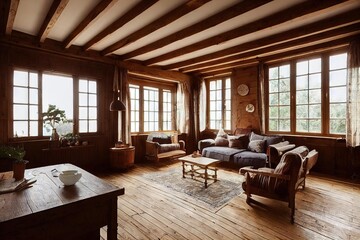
[79,79,97,133]
[13,70,39,137]
[130,85,140,132]
[329,53,347,134]
[296,58,322,133]
[12,69,99,138]
[42,73,73,136]
[268,65,291,132]
[129,81,175,133]
[144,87,159,132]
[266,52,347,136]
[208,77,231,130]
[163,90,172,130]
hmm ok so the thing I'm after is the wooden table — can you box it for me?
[0,164,124,240]
[177,155,220,188]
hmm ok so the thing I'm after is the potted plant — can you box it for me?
[0,145,28,180]
[60,133,80,147]
[42,104,67,141]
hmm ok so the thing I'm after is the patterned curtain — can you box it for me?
[347,39,360,147]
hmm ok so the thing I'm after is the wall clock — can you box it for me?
[237,84,249,96]
[246,104,255,113]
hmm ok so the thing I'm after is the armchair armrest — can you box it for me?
[146,141,159,157]
[198,138,215,153]
[178,140,186,151]
[268,142,296,168]
[240,166,290,181]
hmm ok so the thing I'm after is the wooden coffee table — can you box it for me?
[177,155,220,188]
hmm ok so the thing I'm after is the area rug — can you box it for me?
[142,168,244,208]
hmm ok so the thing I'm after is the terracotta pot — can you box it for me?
[13,160,29,181]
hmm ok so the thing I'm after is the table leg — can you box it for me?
[204,166,208,188]
[182,161,185,178]
[214,168,218,182]
[108,198,118,240]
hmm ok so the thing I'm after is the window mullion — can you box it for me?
[323,53,330,135]
[159,89,163,131]
[38,71,43,137]
[290,60,296,134]
[222,78,226,129]
[139,86,144,133]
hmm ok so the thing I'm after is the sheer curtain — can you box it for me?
[199,77,206,132]
[258,62,266,134]
[121,68,132,145]
[347,39,360,147]
[177,80,190,134]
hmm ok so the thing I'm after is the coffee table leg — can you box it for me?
[214,168,217,182]
[204,167,208,188]
[182,161,185,178]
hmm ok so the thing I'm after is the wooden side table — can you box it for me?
[109,146,135,170]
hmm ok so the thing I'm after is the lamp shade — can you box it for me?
[110,95,126,111]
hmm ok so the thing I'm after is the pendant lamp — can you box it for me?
[110,67,126,111]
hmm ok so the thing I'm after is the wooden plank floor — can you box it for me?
[98,161,360,240]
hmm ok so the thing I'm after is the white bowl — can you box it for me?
[59,171,82,186]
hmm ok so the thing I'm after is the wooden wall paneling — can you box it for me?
[0,42,115,170]
[232,66,260,132]
[284,136,337,175]
[131,135,148,163]
[0,44,9,143]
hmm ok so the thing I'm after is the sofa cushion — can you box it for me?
[248,140,266,153]
[215,137,229,146]
[202,146,243,161]
[158,143,180,153]
[153,136,172,144]
[249,132,264,141]
[214,128,229,146]
[228,134,249,149]
[216,128,228,138]
[233,151,267,168]
[249,132,282,151]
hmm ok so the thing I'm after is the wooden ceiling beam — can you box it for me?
[5,0,19,35]
[63,0,116,48]
[184,23,360,74]
[83,0,158,51]
[259,36,355,64]
[120,0,271,60]
[199,35,357,78]
[144,0,349,66]
[117,61,191,83]
[200,37,353,79]
[165,7,360,71]
[193,59,258,75]
[101,0,211,56]
[38,0,69,43]
[0,0,10,36]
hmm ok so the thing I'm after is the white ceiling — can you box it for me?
[7,0,360,77]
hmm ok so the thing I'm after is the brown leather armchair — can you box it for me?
[145,132,186,162]
[240,146,318,223]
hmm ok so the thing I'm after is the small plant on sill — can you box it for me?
[42,104,68,140]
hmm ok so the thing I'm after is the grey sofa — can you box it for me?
[198,129,282,169]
